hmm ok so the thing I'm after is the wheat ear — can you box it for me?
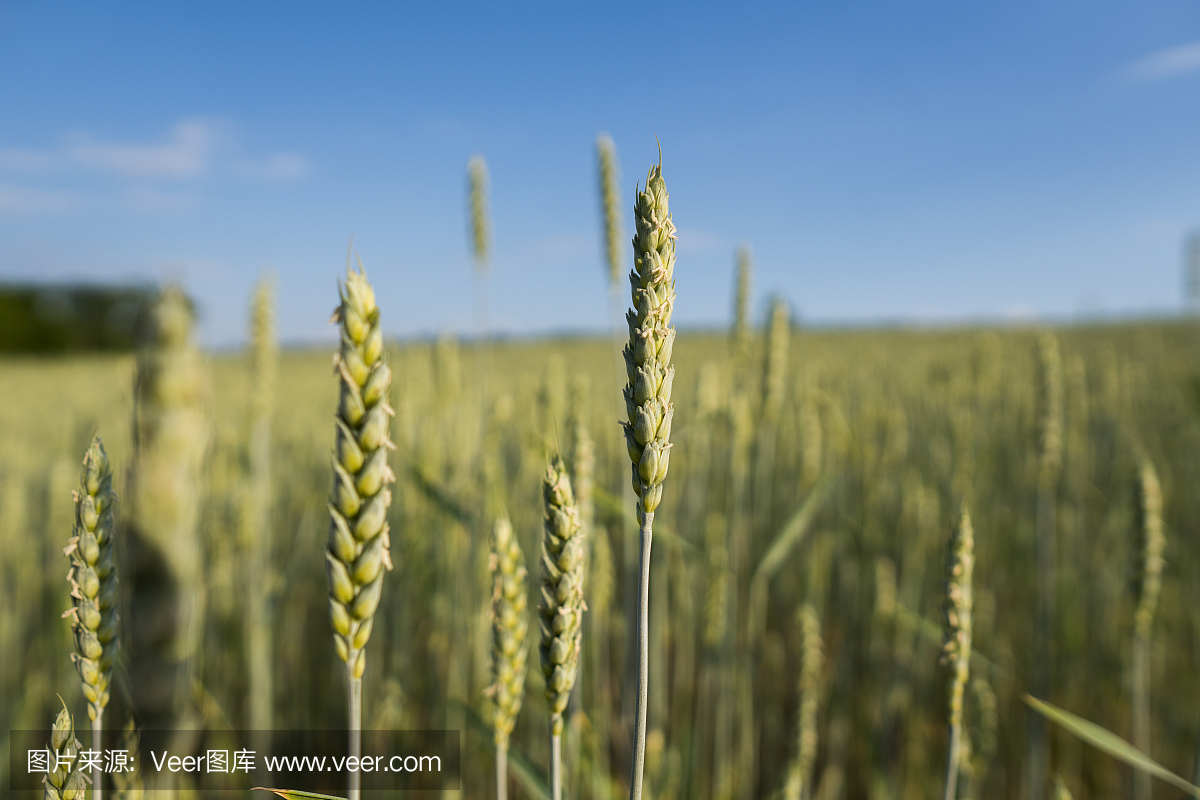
[597,134,625,288]
[44,702,89,800]
[783,603,823,800]
[1132,455,1164,800]
[63,435,118,800]
[942,504,975,800]
[327,261,395,800]
[469,155,490,270]
[622,154,676,800]
[490,516,529,800]
[538,454,586,800]
[733,245,752,356]
[126,285,208,746]
[110,720,142,800]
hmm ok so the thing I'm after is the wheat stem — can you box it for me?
[629,513,653,800]
[348,671,362,800]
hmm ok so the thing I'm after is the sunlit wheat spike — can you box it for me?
[597,133,625,287]
[468,155,490,269]
[489,516,529,750]
[44,702,89,800]
[783,603,823,800]
[327,261,395,681]
[328,260,394,800]
[622,159,677,518]
[942,504,975,800]
[63,436,118,724]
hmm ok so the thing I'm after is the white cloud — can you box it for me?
[1123,40,1200,83]
[121,185,199,214]
[233,152,312,181]
[674,228,725,255]
[0,118,312,215]
[0,119,218,179]
[0,182,85,214]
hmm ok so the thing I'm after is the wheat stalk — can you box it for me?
[1133,455,1164,800]
[1028,332,1061,800]
[63,435,118,800]
[44,702,89,800]
[245,274,276,735]
[622,153,676,800]
[942,504,975,800]
[538,454,586,800]
[327,261,395,800]
[489,515,529,800]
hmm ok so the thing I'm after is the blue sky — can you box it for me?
[2,1,1200,346]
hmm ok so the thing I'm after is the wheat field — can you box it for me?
[3,313,1200,800]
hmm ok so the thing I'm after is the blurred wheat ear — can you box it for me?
[783,603,822,800]
[124,284,209,776]
[1132,455,1164,800]
[489,515,529,800]
[942,504,974,800]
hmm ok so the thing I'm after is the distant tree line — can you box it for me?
[0,283,169,353]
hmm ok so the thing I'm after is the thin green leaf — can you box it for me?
[252,789,346,800]
[753,475,835,581]
[1023,694,1200,799]
[452,699,552,800]
[408,465,473,523]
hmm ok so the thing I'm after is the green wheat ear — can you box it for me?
[468,155,490,270]
[489,515,529,749]
[327,261,396,680]
[538,454,586,800]
[597,134,625,287]
[64,435,118,723]
[942,504,975,800]
[45,702,90,800]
